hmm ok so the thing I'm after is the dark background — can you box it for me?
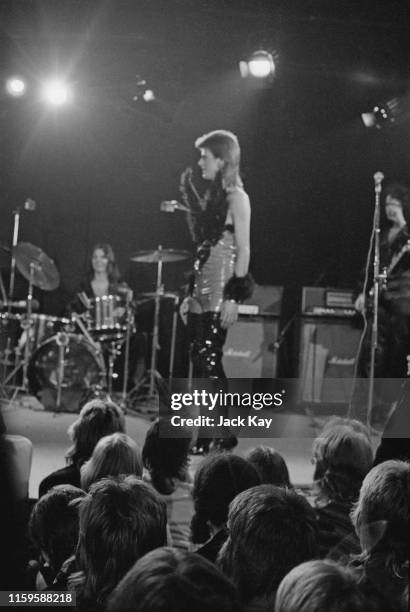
[1,0,410,315]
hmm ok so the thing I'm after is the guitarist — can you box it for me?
[354,183,410,384]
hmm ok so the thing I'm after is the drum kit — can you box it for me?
[1,240,190,413]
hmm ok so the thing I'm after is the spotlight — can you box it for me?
[42,79,71,106]
[361,98,400,129]
[142,89,155,102]
[239,50,276,79]
[5,77,26,97]
[133,76,156,103]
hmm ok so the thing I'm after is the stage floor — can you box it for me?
[2,400,381,499]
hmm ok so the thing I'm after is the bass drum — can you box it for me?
[28,333,106,412]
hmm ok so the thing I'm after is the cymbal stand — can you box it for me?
[168,294,179,387]
[2,263,35,404]
[121,292,134,404]
[55,332,70,411]
[21,262,36,389]
[148,245,164,397]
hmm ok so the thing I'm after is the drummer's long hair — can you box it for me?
[89,243,121,285]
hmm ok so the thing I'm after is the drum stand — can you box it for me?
[128,247,179,415]
[3,263,37,401]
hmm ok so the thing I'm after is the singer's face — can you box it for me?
[198,148,223,180]
[385,195,405,225]
[92,248,109,274]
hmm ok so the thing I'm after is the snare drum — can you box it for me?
[28,333,105,394]
[87,295,128,341]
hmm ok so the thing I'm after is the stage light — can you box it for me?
[5,77,26,97]
[42,79,71,106]
[239,50,276,79]
[361,98,400,129]
[142,89,155,102]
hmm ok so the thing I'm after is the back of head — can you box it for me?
[312,424,373,501]
[191,453,260,544]
[142,419,191,494]
[321,418,371,440]
[351,460,410,568]
[246,446,291,487]
[195,130,242,188]
[29,484,85,573]
[66,399,125,467]
[81,432,143,491]
[78,475,167,605]
[107,547,240,612]
[219,484,319,603]
[275,560,372,612]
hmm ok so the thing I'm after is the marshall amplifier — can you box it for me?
[298,287,361,404]
[223,285,283,378]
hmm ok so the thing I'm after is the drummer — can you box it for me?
[68,243,145,390]
[69,243,129,309]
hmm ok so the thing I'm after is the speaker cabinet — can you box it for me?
[298,317,361,404]
[223,316,279,378]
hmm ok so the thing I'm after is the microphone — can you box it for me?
[160,200,190,213]
[373,172,384,185]
[24,198,36,211]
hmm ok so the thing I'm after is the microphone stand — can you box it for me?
[367,171,384,428]
[8,207,21,311]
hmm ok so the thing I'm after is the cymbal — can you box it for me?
[13,242,60,291]
[130,249,190,264]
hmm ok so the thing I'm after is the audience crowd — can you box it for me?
[2,398,409,611]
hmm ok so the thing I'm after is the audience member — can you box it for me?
[28,485,85,589]
[74,475,167,611]
[218,484,319,611]
[350,460,410,611]
[310,420,373,558]
[191,453,260,563]
[107,547,241,612]
[275,559,392,612]
[142,419,193,549]
[245,446,291,487]
[39,399,125,497]
[80,433,142,490]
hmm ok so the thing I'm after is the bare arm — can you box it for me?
[227,189,251,276]
[220,189,251,329]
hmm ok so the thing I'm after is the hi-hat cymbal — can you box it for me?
[130,249,190,264]
[13,242,60,291]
